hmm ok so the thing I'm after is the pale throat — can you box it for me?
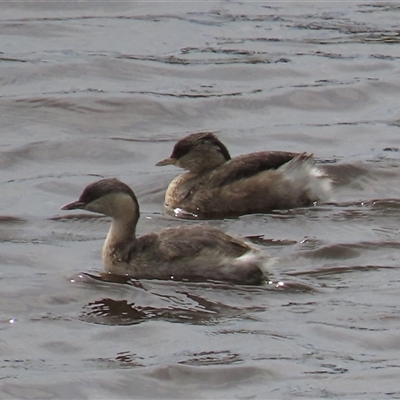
[105,217,136,248]
[101,194,139,259]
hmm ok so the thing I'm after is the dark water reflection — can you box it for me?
[2,1,400,399]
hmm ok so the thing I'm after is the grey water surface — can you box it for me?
[1,1,400,399]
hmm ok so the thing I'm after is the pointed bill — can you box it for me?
[60,200,86,211]
[155,157,176,167]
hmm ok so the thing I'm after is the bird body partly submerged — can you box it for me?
[156,132,332,219]
[61,178,267,285]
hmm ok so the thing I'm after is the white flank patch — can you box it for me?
[279,154,332,202]
[234,250,277,276]
[233,251,259,265]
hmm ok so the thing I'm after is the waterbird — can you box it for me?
[61,178,269,285]
[156,131,331,219]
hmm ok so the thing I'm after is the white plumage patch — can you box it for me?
[233,250,276,276]
[278,153,332,202]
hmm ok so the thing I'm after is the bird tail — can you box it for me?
[232,250,276,283]
[278,152,331,203]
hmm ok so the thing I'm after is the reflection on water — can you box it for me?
[80,296,223,326]
[2,1,400,399]
[81,298,148,325]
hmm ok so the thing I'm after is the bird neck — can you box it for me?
[107,215,137,246]
[101,195,140,268]
[102,215,138,270]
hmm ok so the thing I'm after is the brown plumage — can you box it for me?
[61,178,268,285]
[156,132,331,219]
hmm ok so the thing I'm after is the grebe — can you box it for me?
[156,131,331,219]
[61,178,268,285]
